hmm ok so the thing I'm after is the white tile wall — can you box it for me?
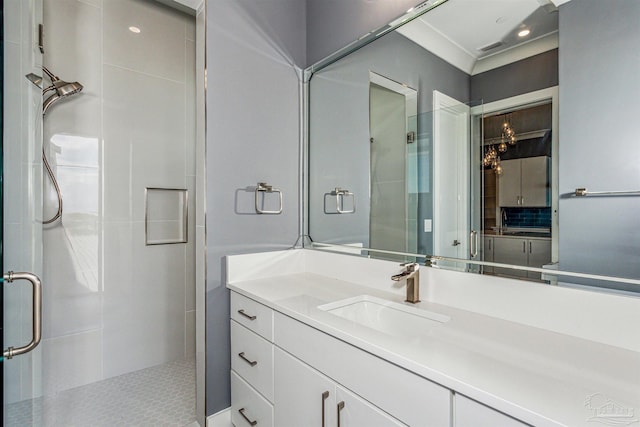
[41,0,197,392]
[103,0,187,82]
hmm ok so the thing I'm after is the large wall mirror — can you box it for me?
[306,0,640,294]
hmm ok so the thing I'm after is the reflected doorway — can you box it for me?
[471,88,559,281]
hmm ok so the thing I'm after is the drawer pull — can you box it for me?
[238,352,258,367]
[337,401,345,427]
[238,309,257,321]
[321,391,329,427]
[239,408,258,426]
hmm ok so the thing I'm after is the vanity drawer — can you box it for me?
[274,312,451,427]
[231,370,274,427]
[231,320,274,402]
[231,291,273,341]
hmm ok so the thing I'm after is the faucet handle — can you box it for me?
[392,263,419,281]
[399,262,419,272]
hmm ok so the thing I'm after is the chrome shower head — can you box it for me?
[52,79,84,97]
[40,67,84,115]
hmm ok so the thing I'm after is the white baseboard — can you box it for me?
[206,407,231,427]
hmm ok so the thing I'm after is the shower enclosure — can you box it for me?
[3,0,205,425]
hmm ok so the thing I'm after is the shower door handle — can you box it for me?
[469,231,478,258]
[2,271,43,360]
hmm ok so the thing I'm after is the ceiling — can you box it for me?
[397,0,559,75]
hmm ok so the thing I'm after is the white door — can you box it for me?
[433,91,470,260]
[3,0,45,425]
[274,347,336,427]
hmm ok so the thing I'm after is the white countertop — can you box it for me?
[227,261,640,427]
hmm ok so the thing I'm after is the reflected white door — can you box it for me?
[433,91,470,260]
[3,0,45,425]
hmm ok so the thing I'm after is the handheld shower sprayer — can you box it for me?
[24,67,85,224]
[41,67,84,115]
[25,66,84,114]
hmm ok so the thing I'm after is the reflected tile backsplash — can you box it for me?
[503,207,552,228]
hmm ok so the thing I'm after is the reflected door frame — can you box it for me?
[470,86,559,263]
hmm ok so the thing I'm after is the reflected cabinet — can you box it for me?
[498,156,550,208]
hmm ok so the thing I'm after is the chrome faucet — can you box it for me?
[391,263,420,303]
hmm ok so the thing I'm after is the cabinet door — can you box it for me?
[527,239,552,280]
[497,159,521,207]
[335,386,406,427]
[274,348,335,427]
[520,156,549,207]
[493,237,528,277]
[455,394,528,427]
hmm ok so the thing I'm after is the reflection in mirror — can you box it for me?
[307,0,640,294]
[369,73,418,259]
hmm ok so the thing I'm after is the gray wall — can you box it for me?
[308,32,469,254]
[306,0,422,66]
[205,0,305,414]
[558,0,640,290]
[471,49,558,104]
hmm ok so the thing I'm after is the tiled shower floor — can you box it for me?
[5,358,197,426]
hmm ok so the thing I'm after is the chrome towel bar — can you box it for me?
[574,188,640,197]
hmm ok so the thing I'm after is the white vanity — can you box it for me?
[226,249,640,427]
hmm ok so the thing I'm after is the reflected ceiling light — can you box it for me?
[406,7,415,13]
[129,26,141,34]
[518,29,531,37]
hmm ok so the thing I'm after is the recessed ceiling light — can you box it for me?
[406,7,415,13]
[129,26,141,34]
[518,29,531,37]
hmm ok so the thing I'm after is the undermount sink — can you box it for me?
[318,295,450,338]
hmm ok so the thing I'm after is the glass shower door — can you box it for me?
[468,102,484,273]
[2,0,45,425]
